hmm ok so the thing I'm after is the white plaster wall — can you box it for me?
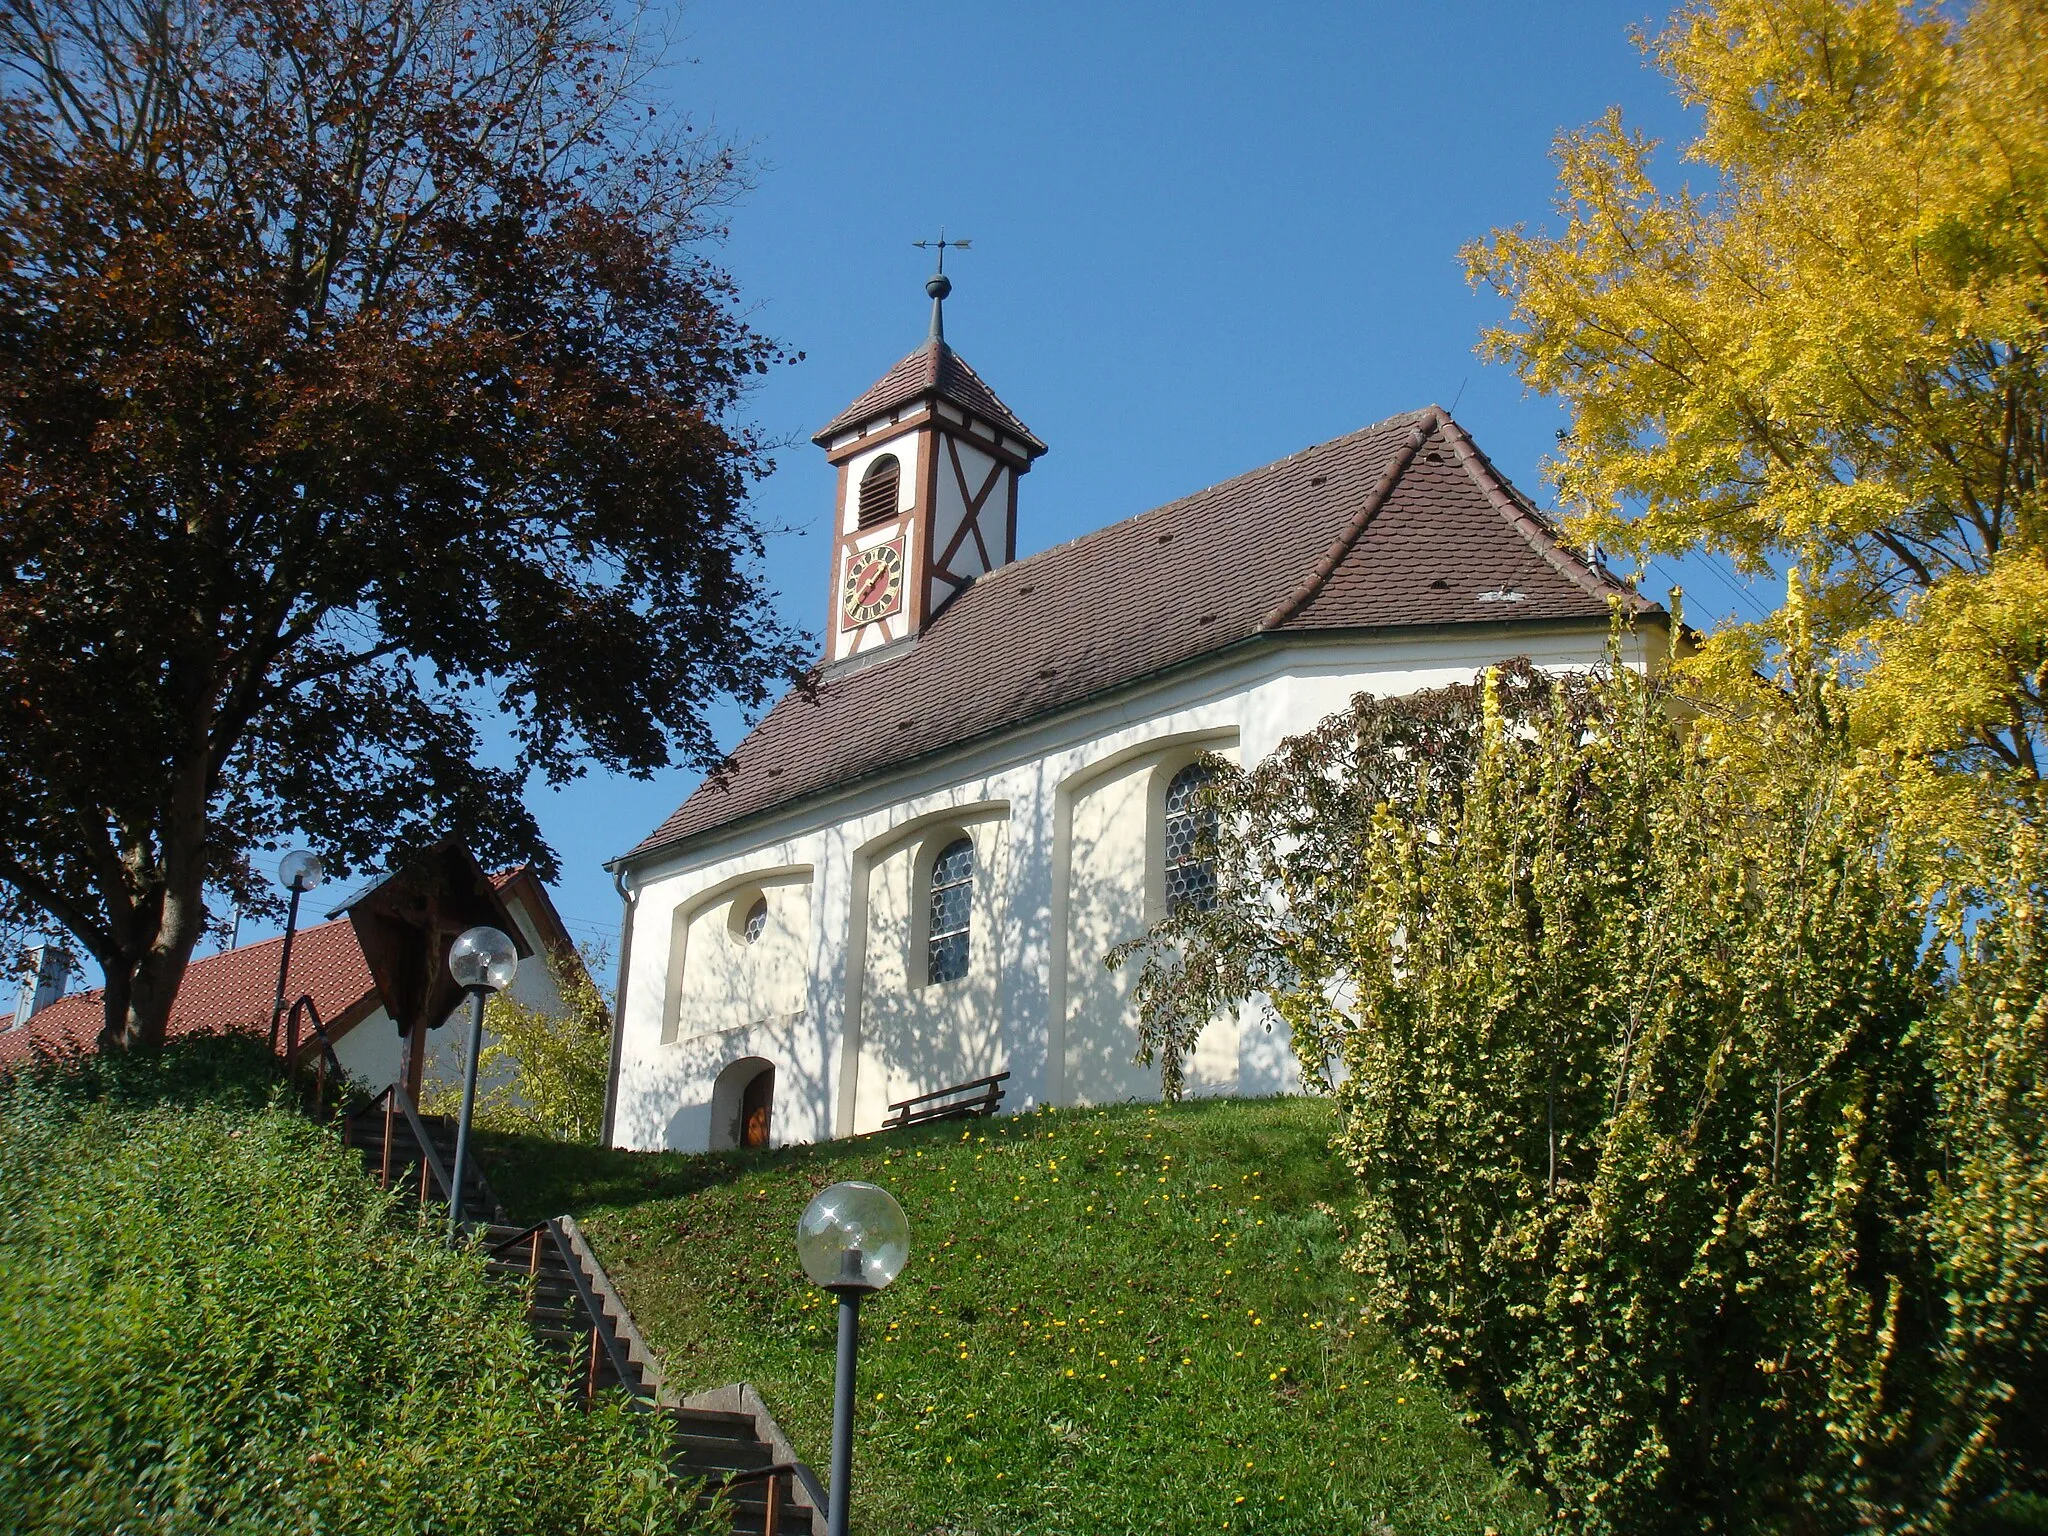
[332,1006,402,1091]
[851,816,1008,1132]
[619,830,848,1153]
[664,875,812,1041]
[1062,756,1150,1104]
[421,893,571,1099]
[840,438,918,535]
[836,527,914,661]
[831,433,923,662]
[927,436,1004,612]
[1063,746,1241,1106]
[610,623,1658,1153]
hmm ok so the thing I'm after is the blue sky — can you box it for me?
[250,1,1784,976]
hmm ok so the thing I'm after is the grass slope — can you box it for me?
[0,1040,705,1536]
[484,1095,1540,1536]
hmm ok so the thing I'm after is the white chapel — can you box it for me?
[599,275,1667,1153]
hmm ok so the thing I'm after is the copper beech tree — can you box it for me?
[0,0,801,1050]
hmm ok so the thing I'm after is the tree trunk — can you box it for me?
[96,866,209,1055]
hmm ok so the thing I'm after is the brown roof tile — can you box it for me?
[813,339,1046,455]
[625,407,1656,862]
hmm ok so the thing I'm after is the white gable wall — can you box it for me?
[610,624,1653,1153]
[926,434,1009,611]
[328,887,577,1101]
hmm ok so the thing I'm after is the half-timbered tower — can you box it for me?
[815,270,1046,663]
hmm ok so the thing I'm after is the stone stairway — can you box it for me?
[342,1085,826,1534]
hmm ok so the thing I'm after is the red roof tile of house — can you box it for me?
[0,916,374,1065]
[813,338,1046,455]
[622,406,1659,863]
[0,867,571,1065]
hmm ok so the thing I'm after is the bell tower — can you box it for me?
[813,260,1045,664]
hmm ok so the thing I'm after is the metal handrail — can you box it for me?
[485,1215,647,1410]
[697,1461,806,1533]
[485,1218,552,1260]
[282,993,346,1109]
[366,1081,461,1211]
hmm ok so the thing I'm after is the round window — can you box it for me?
[741,895,768,945]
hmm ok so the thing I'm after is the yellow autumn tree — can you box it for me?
[422,949,611,1144]
[1467,0,2048,787]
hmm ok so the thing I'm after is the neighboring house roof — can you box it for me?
[813,337,1047,456]
[0,866,574,1065]
[624,406,1658,864]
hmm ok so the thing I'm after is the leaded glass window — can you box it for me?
[740,895,768,945]
[1164,762,1219,913]
[927,836,974,984]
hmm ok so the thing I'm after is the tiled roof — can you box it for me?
[625,406,1657,862]
[0,917,375,1064]
[813,339,1046,455]
[0,868,565,1064]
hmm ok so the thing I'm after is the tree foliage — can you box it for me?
[423,946,609,1142]
[0,0,800,1052]
[1119,652,2046,1531]
[1466,0,2048,781]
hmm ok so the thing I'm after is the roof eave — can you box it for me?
[610,608,1664,871]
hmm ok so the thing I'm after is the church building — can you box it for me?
[600,274,1666,1153]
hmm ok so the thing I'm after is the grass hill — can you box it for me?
[0,1039,702,1536]
[484,1095,1541,1536]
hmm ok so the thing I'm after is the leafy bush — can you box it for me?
[1119,653,2046,1532]
[0,1038,703,1535]
[424,949,611,1142]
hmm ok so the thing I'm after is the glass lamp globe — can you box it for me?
[447,925,519,992]
[797,1181,909,1294]
[277,850,326,892]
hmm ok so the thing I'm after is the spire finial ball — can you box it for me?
[926,271,952,302]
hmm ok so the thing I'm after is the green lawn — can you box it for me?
[481,1096,1540,1536]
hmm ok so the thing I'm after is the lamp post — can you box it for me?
[445,924,518,1242]
[268,850,326,1053]
[797,1181,909,1536]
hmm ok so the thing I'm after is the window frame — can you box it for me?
[1161,760,1221,916]
[925,834,975,986]
[738,894,768,945]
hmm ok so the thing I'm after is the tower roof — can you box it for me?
[812,337,1046,457]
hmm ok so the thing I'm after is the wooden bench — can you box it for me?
[882,1071,1010,1131]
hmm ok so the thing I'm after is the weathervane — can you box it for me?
[913,230,971,341]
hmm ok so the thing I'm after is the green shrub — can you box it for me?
[423,949,611,1143]
[0,1039,704,1535]
[1119,654,2045,1532]
[1927,839,2048,1524]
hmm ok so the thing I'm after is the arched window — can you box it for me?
[1163,762,1220,913]
[858,455,901,528]
[740,895,768,945]
[927,836,974,984]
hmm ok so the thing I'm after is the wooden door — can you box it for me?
[741,1067,774,1149]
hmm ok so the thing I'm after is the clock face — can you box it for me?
[842,538,906,626]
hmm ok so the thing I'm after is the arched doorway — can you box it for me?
[741,1065,775,1149]
[709,1055,777,1151]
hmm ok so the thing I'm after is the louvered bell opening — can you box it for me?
[858,456,901,528]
